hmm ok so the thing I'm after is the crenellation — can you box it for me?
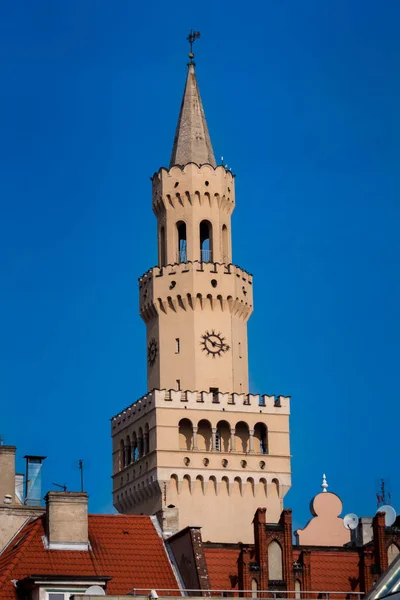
[111,389,290,433]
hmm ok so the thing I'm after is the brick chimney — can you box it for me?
[0,446,16,505]
[45,492,88,549]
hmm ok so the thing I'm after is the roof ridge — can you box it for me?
[0,516,43,590]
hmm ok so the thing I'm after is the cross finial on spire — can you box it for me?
[187,30,200,64]
[321,473,328,492]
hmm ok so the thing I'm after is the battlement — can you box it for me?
[111,389,290,433]
[139,261,253,322]
[139,261,252,284]
[151,163,235,217]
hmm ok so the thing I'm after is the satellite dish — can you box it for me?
[377,505,397,527]
[85,586,105,596]
[344,513,359,530]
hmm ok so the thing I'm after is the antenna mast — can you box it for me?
[79,459,84,492]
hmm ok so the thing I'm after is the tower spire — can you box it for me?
[169,32,216,168]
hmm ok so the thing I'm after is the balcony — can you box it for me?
[176,249,213,263]
[200,249,212,262]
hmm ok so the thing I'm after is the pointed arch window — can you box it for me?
[268,540,283,580]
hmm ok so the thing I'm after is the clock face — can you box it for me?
[200,330,230,358]
[147,338,158,367]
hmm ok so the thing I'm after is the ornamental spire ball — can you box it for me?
[187,30,200,63]
[321,473,329,492]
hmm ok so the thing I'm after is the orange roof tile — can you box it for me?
[0,514,178,600]
[203,547,240,592]
[309,551,361,592]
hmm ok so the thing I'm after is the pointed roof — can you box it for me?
[170,63,216,168]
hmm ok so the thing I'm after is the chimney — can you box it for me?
[0,446,16,505]
[45,492,89,549]
[156,505,179,538]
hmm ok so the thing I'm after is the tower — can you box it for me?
[111,41,291,544]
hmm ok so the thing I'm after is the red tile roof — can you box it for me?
[203,547,240,592]
[0,514,178,600]
[309,551,361,592]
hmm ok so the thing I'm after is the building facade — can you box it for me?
[111,55,291,543]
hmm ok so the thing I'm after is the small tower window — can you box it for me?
[176,379,181,390]
[160,226,166,266]
[175,338,180,354]
[200,220,212,262]
[222,224,229,263]
[176,221,187,263]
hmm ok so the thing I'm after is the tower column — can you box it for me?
[249,429,254,453]
[211,428,217,451]
[230,428,236,452]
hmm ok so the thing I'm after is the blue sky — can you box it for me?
[1,0,399,531]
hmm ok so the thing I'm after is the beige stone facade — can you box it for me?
[111,60,292,543]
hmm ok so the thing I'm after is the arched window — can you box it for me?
[254,423,268,454]
[200,220,212,262]
[138,427,144,459]
[215,429,221,452]
[268,540,283,580]
[144,423,150,455]
[179,419,193,450]
[388,543,400,565]
[295,579,301,599]
[251,579,258,598]
[120,439,125,469]
[176,221,187,262]
[235,421,249,453]
[159,226,166,266]
[132,432,138,462]
[198,419,212,451]
[222,224,229,263]
[216,420,231,452]
[125,436,131,466]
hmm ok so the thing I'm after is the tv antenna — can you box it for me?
[377,478,391,507]
[52,482,67,492]
[79,459,84,492]
[343,513,359,530]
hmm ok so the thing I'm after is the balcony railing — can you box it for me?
[176,249,213,263]
[177,249,187,263]
[200,249,212,262]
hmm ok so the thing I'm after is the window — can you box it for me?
[159,226,166,266]
[175,338,180,353]
[176,379,181,390]
[200,220,213,262]
[210,387,219,402]
[222,224,229,262]
[176,221,187,262]
[47,589,87,600]
[268,540,283,580]
[239,342,242,358]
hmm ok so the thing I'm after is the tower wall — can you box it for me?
[111,390,291,544]
[140,261,252,393]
